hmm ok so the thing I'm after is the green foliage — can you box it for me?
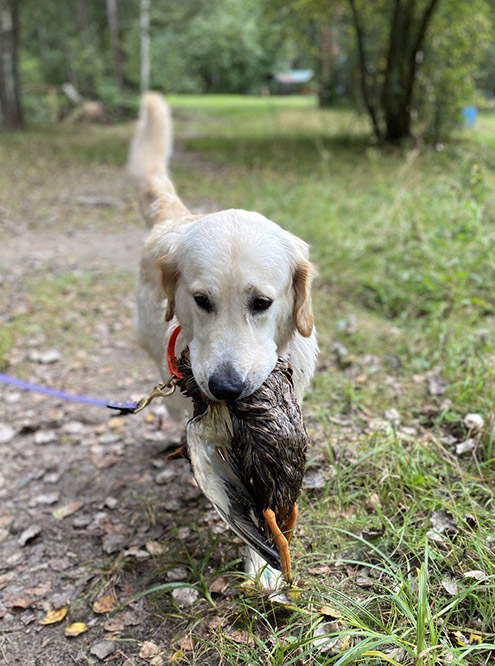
[417,0,491,142]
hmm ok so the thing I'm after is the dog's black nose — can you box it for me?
[208,367,244,401]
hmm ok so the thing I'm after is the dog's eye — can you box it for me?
[194,293,213,313]
[251,296,273,313]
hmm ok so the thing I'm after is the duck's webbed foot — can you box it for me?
[263,508,292,584]
[283,503,298,545]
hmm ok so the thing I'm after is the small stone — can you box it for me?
[34,431,57,445]
[155,467,175,485]
[43,471,63,484]
[427,375,447,396]
[177,527,191,540]
[0,423,15,444]
[63,421,84,435]
[73,514,92,528]
[102,534,127,554]
[464,413,484,432]
[104,496,118,510]
[90,641,116,660]
[28,349,61,364]
[123,548,150,560]
[172,587,199,607]
[167,567,188,581]
[0,529,9,543]
[34,492,59,505]
[0,423,16,445]
[18,525,42,546]
[302,469,325,489]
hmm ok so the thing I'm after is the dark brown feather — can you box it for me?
[176,352,307,540]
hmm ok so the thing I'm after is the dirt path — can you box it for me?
[0,136,225,666]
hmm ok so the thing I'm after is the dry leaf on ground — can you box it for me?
[39,606,68,625]
[52,501,83,521]
[93,593,117,613]
[65,622,88,637]
[139,641,160,660]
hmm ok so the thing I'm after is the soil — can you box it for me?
[0,145,227,665]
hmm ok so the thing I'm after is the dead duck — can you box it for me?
[175,351,308,584]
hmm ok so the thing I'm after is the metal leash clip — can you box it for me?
[131,377,177,414]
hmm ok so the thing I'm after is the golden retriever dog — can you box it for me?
[128,92,318,589]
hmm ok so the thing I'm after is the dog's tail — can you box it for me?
[127,92,190,228]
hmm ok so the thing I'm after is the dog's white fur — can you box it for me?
[130,92,318,587]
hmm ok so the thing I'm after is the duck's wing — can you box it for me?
[186,405,281,571]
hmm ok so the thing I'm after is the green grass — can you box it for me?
[1,95,495,663]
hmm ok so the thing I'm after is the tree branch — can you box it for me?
[348,0,382,141]
[404,0,441,109]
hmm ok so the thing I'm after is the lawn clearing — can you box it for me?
[1,96,494,664]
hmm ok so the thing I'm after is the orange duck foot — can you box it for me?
[283,503,298,545]
[167,444,186,460]
[263,508,293,584]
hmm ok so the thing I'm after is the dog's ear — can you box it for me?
[158,252,179,321]
[293,259,315,337]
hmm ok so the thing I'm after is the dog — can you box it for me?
[128,92,318,589]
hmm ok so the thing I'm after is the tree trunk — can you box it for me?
[106,0,124,91]
[0,0,23,129]
[348,0,441,143]
[140,0,151,93]
[317,24,335,108]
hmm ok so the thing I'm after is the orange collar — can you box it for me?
[166,325,184,379]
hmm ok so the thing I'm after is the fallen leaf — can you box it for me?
[430,510,457,534]
[24,581,51,597]
[178,635,194,651]
[3,595,34,609]
[145,540,165,556]
[18,524,42,546]
[150,656,165,666]
[93,594,117,614]
[104,616,124,632]
[39,606,68,625]
[441,575,458,596]
[52,501,83,521]
[65,622,88,637]
[456,438,476,455]
[453,630,483,646]
[206,616,225,630]
[227,629,254,646]
[319,605,343,619]
[463,570,486,581]
[209,576,229,594]
[139,641,160,660]
[365,493,382,512]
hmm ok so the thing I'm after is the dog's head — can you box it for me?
[158,209,314,401]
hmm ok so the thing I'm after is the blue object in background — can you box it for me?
[462,106,477,127]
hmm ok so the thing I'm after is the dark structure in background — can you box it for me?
[0,0,23,128]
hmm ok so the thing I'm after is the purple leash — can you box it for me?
[0,372,139,414]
